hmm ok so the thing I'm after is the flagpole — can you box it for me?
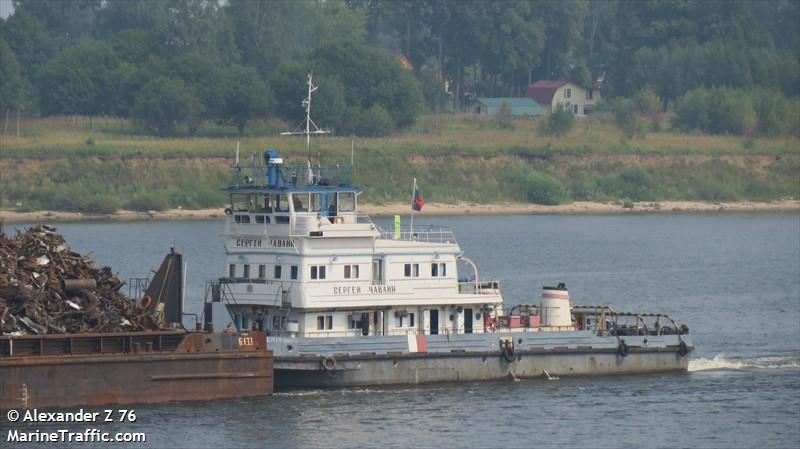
[410,178,417,239]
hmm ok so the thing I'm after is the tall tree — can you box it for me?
[0,38,33,113]
[132,76,202,136]
[37,40,119,116]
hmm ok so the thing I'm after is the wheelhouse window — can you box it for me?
[272,193,289,213]
[344,265,360,279]
[311,265,327,280]
[255,193,270,212]
[431,263,447,277]
[338,192,355,212]
[230,194,253,212]
[310,193,321,212]
[404,263,419,278]
[274,265,282,279]
[292,193,310,212]
[291,265,298,280]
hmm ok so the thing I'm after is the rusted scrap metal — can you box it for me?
[0,225,158,335]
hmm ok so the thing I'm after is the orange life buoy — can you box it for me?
[334,216,344,224]
[137,295,153,309]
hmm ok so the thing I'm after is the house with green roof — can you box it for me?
[469,98,542,116]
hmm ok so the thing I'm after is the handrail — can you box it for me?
[375,224,458,244]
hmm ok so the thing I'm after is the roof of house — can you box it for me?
[475,97,542,116]
[527,80,569,105]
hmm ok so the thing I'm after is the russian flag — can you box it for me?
[412,188,424,211]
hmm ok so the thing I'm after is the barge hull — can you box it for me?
[275,347,691,388]
[1,331,273,409]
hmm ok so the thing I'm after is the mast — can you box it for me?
[280,73,330,184]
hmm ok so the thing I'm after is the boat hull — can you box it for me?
[272,332,692,388]
[1,331,273,409]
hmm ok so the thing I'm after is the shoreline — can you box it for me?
[1,200,798,224]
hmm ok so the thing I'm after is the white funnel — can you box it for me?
[541,283,572,327]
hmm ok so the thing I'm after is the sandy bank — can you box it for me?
[1,200,798,224]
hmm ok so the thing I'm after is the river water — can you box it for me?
[3,213,798,448]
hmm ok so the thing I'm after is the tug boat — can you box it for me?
[203,75,693,388]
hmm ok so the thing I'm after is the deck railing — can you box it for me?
[376,225,457,244]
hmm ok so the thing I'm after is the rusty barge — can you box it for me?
[1,228,273,410]
[1,330,272,409]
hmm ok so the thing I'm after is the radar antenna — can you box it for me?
[280,73,330,184]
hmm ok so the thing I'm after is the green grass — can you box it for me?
[1,115,798,212]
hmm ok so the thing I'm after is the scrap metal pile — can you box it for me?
[0,225,157,335]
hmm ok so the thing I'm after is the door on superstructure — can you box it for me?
[464,308,473,334]
[372,258,384,285]
[429,309,439,335]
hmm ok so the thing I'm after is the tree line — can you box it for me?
[1,0,797,136]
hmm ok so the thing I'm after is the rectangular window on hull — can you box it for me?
[243,264,250,279]
[274,265,282,279]
[258,265,266,279]
[395,312,416,328]
[291,265,298,280]
[317,315,333,330]
[229,264,236,278]
[432,262,447,277]
[344,265,360,279]
[404,263,419,278]
[311,265,326,280]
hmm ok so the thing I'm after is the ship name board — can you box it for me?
[235,239,263,247]
[269,238,294,248]
[333,284,398,295]
[233,238,294,248]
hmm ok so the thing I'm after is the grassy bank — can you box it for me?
[1,115,798,213]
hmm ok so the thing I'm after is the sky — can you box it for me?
[0,0,13,19]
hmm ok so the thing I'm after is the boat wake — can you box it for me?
[689,354,800,372]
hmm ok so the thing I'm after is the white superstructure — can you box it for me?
[215,168,504,338]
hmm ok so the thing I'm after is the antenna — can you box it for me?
[280,73,331,184]
[235,141,240,166]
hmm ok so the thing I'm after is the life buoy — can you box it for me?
[224,207,233,215]
[618,341,629,357]
[502,346,516,363]
[677,340,689,357]
[321,356,336,371]
[334,216,344,224]
[137,295,152,309]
